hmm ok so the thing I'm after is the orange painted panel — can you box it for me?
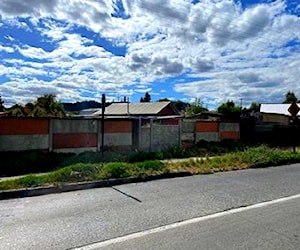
[196,122,218,132]
[220,131,239,140]
[0,118,49,135]
[53,133,97,149]
[104,121,132,133]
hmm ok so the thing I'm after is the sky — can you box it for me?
[0,0,299,110]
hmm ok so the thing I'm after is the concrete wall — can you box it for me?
[181,120,195,148]
[0,117,240,153]
[101,120,132,149]
[152,124,180,151]
[140,127,151,151]
[182,119,240,147]
[219,122,240,140]
[139,123,180,151]
[0,118,134,153]
[195,121,219,142]
[0,118,49,151]
[52,118,98,153]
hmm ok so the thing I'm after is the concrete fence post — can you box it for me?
[138,118,142,151]
[97,119,101,152]
[178,119,182,148]
[49,118,53,152]
[150,119,153,152]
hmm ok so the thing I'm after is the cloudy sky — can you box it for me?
[0,0,299,109]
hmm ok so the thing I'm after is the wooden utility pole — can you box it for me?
[101,94,106,159]
[288,102,300,153]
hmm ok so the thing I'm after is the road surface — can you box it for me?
[1,163,300,249]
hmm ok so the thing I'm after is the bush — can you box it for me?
[194,140,251,155]
[100,162,132,178]
[48,163,101,183]
[136,160,165,171]
[127,147,191,163]
[167,147,191,159]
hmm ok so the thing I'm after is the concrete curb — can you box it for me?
[0,171,192,200]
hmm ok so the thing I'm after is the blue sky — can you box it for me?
[0,0,299,109]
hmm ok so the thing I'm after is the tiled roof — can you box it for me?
[92,102,178,116]
[260,103,300,116]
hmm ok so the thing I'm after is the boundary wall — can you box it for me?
[0,117,240,153]
[0,118,134,153]
[182,120,240,147]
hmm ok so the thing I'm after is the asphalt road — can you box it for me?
[91,195,300,250]
[1,163,300,250]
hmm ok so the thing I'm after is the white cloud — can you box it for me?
[0,44,14,53]
[0,0,299,108]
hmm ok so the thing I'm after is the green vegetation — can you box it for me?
[217,100,242,115]
[140,92,151,102]
[283,91,298,104]
[1,146,300,191]
[186,98,208,117]
[0,141,290,177]
[7,94,66,117]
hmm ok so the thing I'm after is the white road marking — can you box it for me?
[73,193,300,250]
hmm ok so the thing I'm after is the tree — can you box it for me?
[186,98,208,117]
[283,91,298,104]
[9,94,66,117]
[158,98,170,102]
[32,94,65,117]
[140,92,151,102]
[0,96,4,112]
[248,102,260,112]
[23,102,34,116]
[10,104,24,116]
[217,100,242,115]
[173,100,189,112]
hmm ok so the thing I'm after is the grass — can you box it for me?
[0,140,254,177]
[1,146,300,191]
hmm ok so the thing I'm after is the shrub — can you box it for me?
[127,151,157,163]
[100,162,131,178]
[167,147,191,159]
[48,163,101,183]
[136,160,165,171]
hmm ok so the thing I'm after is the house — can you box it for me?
[89,101,181,125]
[260,103,300,125]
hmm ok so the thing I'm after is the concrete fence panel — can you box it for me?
[195,121,219,143]
[196,121,219,132]
[0,118,49,151]
[52,119,98,153]
[101,120,133,150]
[152,124,180,151]
[0,118,49,135]
[219,122,240,140]
[181,120,196,147]
[219,122,239,132]
[53,118,98,133]
[196,132,219,142]
[140,127,150,151]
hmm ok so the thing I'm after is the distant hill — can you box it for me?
[62,101,102,112]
